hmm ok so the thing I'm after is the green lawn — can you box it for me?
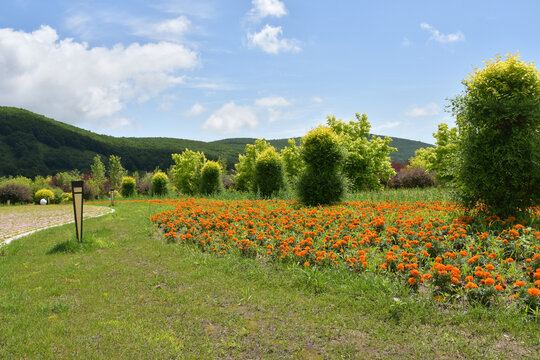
[0,201,538,359]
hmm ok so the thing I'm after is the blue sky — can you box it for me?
[1,0,539,144]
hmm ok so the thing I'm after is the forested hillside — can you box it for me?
[0,107,432,177]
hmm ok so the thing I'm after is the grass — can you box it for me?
[0,198,538,359]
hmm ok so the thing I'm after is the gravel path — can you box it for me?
[0,204,113,245]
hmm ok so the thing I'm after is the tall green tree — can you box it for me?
[172,149,206,195]
[409,123,459,183]
[327,113,396,191]
[108,155,127,191]
[450,53,540,217]
[298,126,344,206]
[200,161,223,195]
[253,148,285,197]
[90,155,106,194]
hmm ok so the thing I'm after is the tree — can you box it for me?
[253,148,285,197]
[121,176,136,197]
[90,155,106,194]
[409,123,459,183]
[298,126,344,206]
[280,139,305,187]
[108,155,127,191]
[234,139,273,191]
[172,149,206,195]
[327,113,396,191]
[151,171,169,196]
[200,161,223,195]
[450,53,540,217]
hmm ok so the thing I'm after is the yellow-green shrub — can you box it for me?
[121,176,137,197]
[34,189,55,204]
[151,172,169,196]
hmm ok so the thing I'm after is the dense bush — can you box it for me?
[151,171,169,196]
[327,113,396,191]
[298,126,344,206]
[50,187,64,204]
[121,176,137,197]
[172,150,205,195]
[253,148,284,197]
[200,161,223,195]
[34,188,55,204]
[389,167,435,189]
[62,192,72,202]
[450,54,540,217]
[234,139,273,192]
[53,171,80,192]
[136,176,151,195]
[83,180,99,200]
[0,183,32,204]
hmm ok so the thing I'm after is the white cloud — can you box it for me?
[133,16,191,41]
[250,0,288,19]
[312,96,323,103]
[373,121,401,131]
[254,96,291,108]
[405,103,439,117]
[254,96,291,122]
[420,23,465,43]
[186,103,205,116]
[0,25,198,129]
[401,37,412,47]
[247,24,300,54]
[203,102,258,133]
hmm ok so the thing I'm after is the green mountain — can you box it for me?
[0,107,433,178]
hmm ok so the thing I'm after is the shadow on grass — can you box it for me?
[47,234,114,254]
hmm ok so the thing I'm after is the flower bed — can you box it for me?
[149,198,540,310]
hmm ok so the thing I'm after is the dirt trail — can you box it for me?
[0,204,113,244]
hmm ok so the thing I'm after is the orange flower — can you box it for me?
[425,242,432,248]
[494,284,503,291]
[410,269,420,277]
[465,276,474,282]
[527,288,540,297]
[513,281,526,287]
[488,253,497,259]
[303,261,310,267]
[408,277,416,285]
[484,278,495,286]
[423,273,432,280]
[465,282,478,289]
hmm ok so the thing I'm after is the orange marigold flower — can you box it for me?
[303,261,310,267]
[465,276,474,282]
[513,281,526,287]
[423,273,432,280]
[408,277,416,285]
[488,253,497,259]
[410,269,420,277]
[425,242,432,248]
[494,284,503,291]
[465,282,478,289]
[459,250,468,257]
[527,288,540,297]
[484,278,495,286]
